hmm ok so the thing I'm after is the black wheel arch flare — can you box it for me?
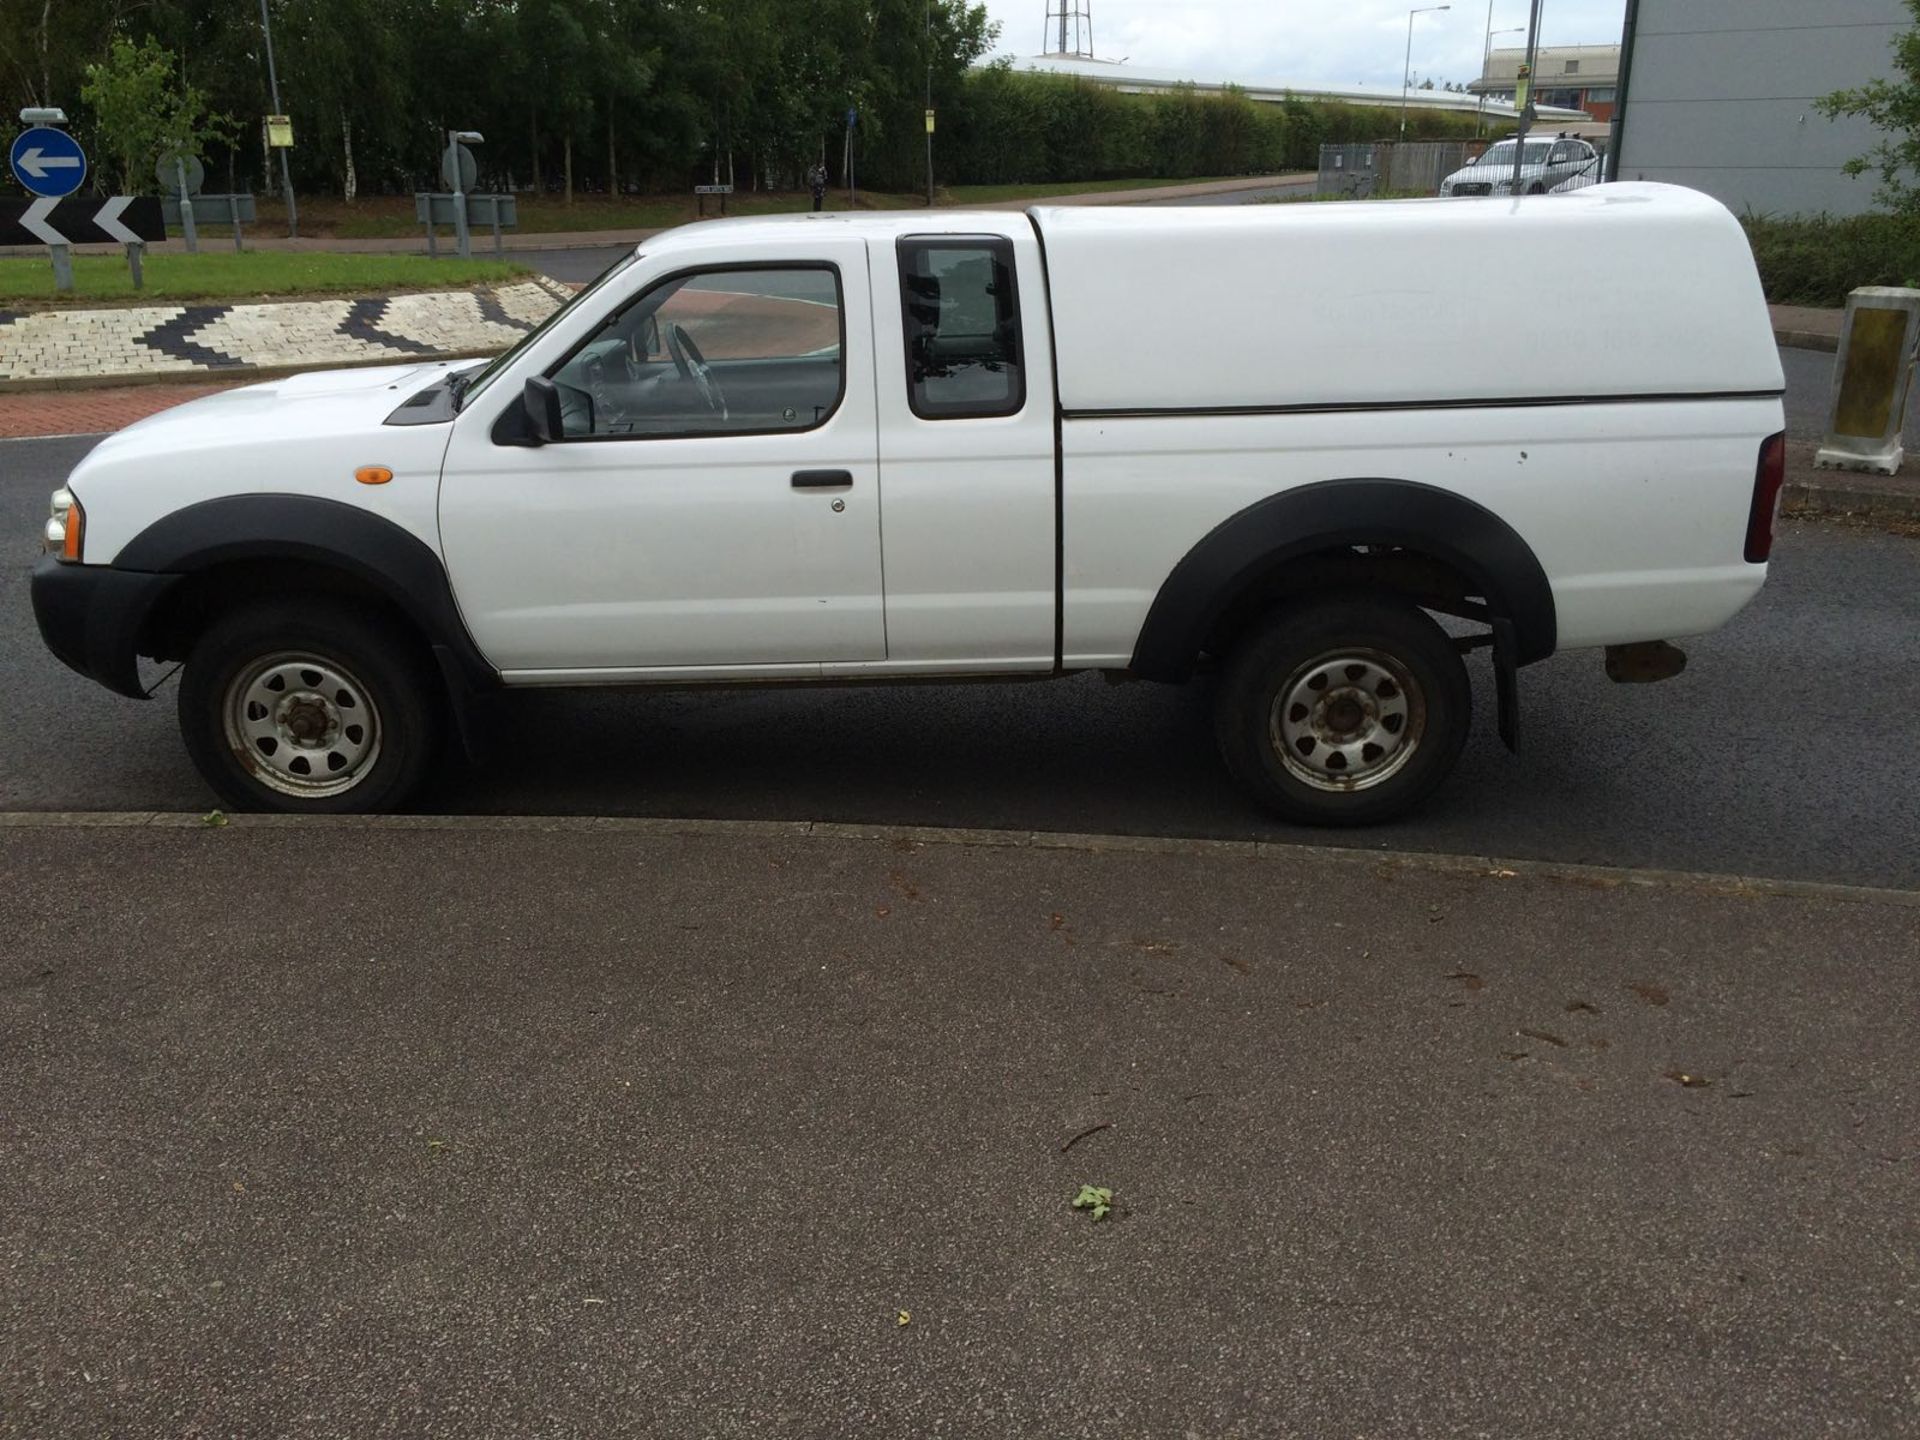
[1127,478,1558,682]
[113,493,497,692]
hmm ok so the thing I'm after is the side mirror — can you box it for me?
[523,375,565,444]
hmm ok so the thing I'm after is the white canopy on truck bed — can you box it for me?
[1031,182,1782,413]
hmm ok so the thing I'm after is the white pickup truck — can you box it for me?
[33,182,1786,824]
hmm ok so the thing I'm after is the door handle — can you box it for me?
[791,469,853,488]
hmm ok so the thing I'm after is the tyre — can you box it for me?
[1527,182,1547,195]
[1213,592,1470,826]
[178,599,441,814]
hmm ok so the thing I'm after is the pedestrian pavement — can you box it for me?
[1769,303,1842,353]
[0,277,568,386]
[0,812,1912,1436]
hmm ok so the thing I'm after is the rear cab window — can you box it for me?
[896,236,1025,419]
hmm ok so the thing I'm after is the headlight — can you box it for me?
[43,487,84,562]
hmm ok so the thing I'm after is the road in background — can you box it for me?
[7,434,1919,888]
[515,180,1318,285]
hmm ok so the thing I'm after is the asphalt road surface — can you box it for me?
[8,433,1919,889]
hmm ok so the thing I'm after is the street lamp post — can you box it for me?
[1478,16,1526,135]
[257,0,297,237]
[1400,6,1452,141]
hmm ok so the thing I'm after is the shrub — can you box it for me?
[1741,212,1920,307]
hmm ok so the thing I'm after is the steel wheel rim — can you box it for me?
[1270,647,1426,793]
[222,651,383,799]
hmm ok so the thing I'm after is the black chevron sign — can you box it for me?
[0,195,165,247]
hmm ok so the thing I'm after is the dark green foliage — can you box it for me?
[1,0,1485,199]
[1742,212,1920,307]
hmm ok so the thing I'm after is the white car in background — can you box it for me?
[1439,136,1602,196]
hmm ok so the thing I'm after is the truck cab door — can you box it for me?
[438,234,882,680]
[866,227,1059,672]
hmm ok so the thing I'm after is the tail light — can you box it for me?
[1744,432,1786,563]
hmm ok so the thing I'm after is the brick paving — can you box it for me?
[0,279,567,386]
[0,383,241,438]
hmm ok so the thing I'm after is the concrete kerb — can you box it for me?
[2,809,1916,908]
[1774,327,1839,354]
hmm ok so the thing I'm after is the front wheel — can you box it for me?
[1213,593,1471,826]
[178,599,442,813]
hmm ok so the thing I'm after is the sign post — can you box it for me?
[844,106,858,210]
[158,153,208,254]
[925,108,935,207]
[12,112,88,293]
[443,131,483,260]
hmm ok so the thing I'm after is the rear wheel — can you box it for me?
[1213,593,1470,826]
[178,599,441,813]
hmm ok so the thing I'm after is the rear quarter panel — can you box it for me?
[1061,397,1783,668]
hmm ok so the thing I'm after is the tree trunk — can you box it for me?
[564,133,574,205]
[607,103,617,196]
[530,107,542,193]
[342,113,357,203]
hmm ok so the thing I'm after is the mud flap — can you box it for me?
[1491,617,1520,753]
[433,643,499,765]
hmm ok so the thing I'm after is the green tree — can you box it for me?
[79,35,235,193]
[1819,0,1920,211]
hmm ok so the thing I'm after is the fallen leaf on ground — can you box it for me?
[1664,1069,1712,1088]
[1446,970,1484,990]
[1630,983,1671,1007]
[1519,1028,1568,1048]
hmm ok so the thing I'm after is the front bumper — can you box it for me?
[31,556,182,699]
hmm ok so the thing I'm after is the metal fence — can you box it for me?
[1317,138,1610,199]
[1316,141,1483,198]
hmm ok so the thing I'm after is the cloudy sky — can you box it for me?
[978,0,1628,90]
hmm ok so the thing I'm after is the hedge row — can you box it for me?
[1742,212,1920,308]
[863,66,1488,189]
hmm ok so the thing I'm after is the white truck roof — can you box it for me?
[1031,183,1782,412]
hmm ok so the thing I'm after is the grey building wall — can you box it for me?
[1614,0,1907,215]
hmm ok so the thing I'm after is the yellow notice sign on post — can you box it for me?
[266,115,294,148]
[925,109,936,134]
[1513,65,1531,113]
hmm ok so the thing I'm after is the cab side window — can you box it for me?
[548,265,843,439]
[896,236,1025,419]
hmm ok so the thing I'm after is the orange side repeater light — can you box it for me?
[355,465,394,486]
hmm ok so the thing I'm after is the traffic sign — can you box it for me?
[0,195,164,246]
[440,143,477,193]
[10,126,87,198]
[157,152,207,196]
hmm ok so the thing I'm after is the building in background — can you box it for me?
[1610,0,1908,216]
[1469,44,1620,122]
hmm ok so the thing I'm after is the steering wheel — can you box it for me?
[667,323,729,421]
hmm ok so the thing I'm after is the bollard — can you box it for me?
[1816,286,1920,475]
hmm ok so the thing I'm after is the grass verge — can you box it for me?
[0,252,531,307]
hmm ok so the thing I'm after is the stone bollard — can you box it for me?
[1816,286,1920,475]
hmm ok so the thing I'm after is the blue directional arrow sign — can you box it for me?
[10,127,87,198]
